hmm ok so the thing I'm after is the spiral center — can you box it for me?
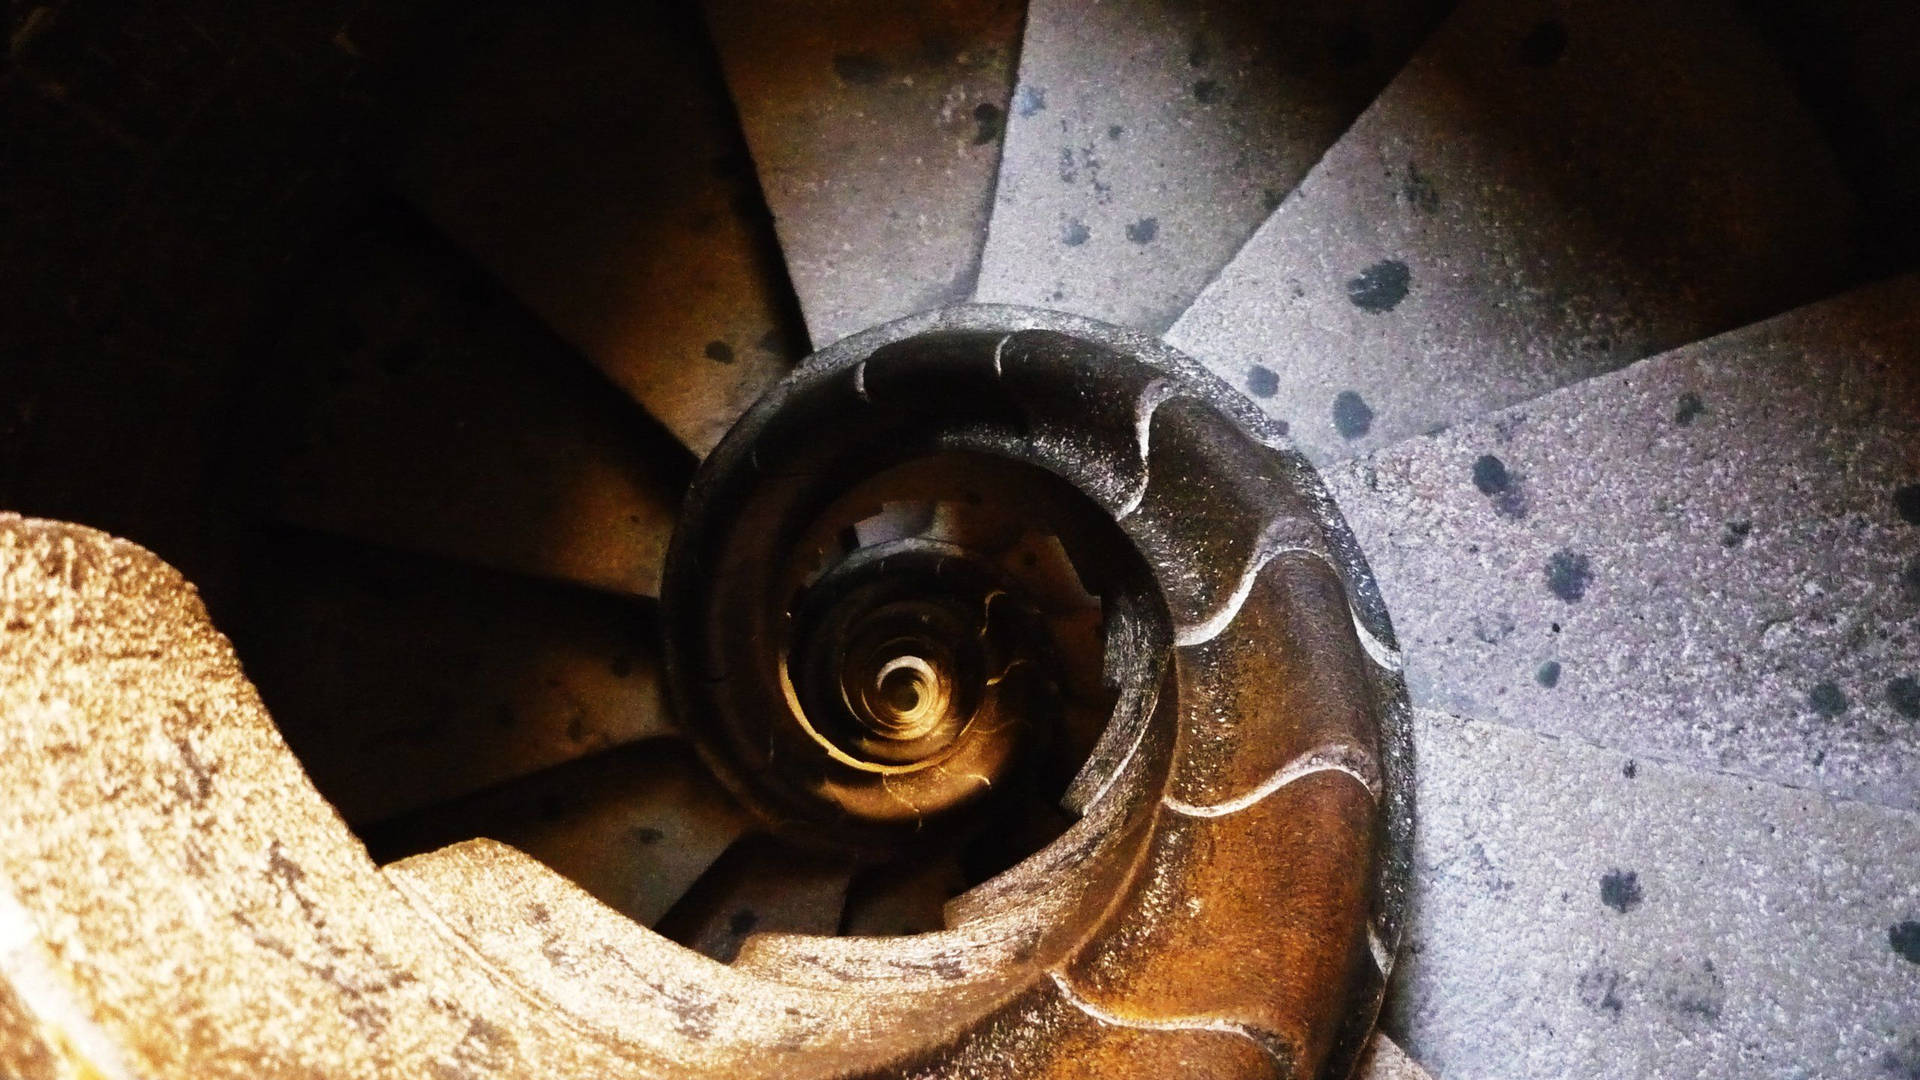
[870,654,940,734]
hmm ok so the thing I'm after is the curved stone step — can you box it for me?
[363,740,753,929]
[233,532,672,826]
[1399,707,1920,1077]
[974,0,1449,332]
[1169,0,1862,463]
[652,835,855,963]
[704,0,1023,346]
[249,208,687,600]
[395,0,804,456]
[1324,276,1920,809]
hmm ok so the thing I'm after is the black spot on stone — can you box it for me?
[728,909,759,937]
[1261,186,1284,212]
[1622,760,1638,779]
[1544,550,1592,602]
[1720,520,1752,547]
[971,101,1003,145]
[704,340,735,364]
[1577,967,1625,1016]
[832,52,887,85]
[1187,33,1212,68]
[1401,163,1439,214]
[1246,365,1279,399]
[1192,78,1225,104]
[1906,557,1920,597]
[1106,123,1125,140]
[630,826,664,845]
[1884,1034,1920,1080]
[1674,391,1706,426]
[1472,454,1511,495]
[1329,24,1373,69]
[1808,681,1849,717]
[1518,18,1568,67]
[1061,219,1090,246]
[1125,217,1158,245]
[1331,391,1374,439]
[1345,258,1411,313]
[1896,482,1920,525]
[1536,660,1562,689]
[1893,921,1920,965]
[1888,676,1920,720]
[1599,869,1643,914]
[1658,958,1725,1022]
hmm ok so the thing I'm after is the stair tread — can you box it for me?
[1168,0,1862,463]
[705,0,1022,346]
[1400,707,1920,1077]
[973,0,1448,332]
[1325,276,1920,809]
[653,835,854,964]
[364,740,752,928]
[395,0,801,456]
[252,213,686,599]
[236,534,672,826]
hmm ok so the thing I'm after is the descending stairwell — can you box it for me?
[2,0,1918,1075]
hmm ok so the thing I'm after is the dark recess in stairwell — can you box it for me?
[1743,0,1920,276]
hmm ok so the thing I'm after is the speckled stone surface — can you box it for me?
[973,0,1447,333]
[1326,277,1920,809]
[1398,708,1920,1078]
[706,0,1022,346]
[1168,0,1860,463]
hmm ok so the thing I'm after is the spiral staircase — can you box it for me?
[2,0,1918,1076]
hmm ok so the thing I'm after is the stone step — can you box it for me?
[1324,276,1920,809]
[1168,0,1861,464]
[363,739,752,929]
[231,532,672,826]
[249,208,686,599]
[1398,707,1920,1077]
[394,0,804,456]
[973,0,1448,333]
[705,0,1022,346]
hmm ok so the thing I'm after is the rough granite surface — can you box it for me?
[1328,277,1920,810]
[1399,708,1920,1078]
[975,0,1447,333]
[1169,0,1859,463]
[706,0,1023,346]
